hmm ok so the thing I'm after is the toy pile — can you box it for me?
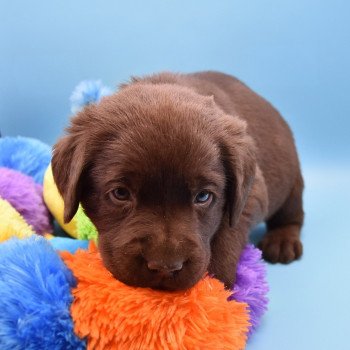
[0,81,268,350]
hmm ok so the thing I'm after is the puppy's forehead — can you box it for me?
[102,123,223,186]
[94,123,224,194]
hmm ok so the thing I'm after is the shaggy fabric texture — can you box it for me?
[61,244,250,350]
[50,237,90,254]
[0,167,52,234]
[0,237,267,349]
[0,198,33,242]
[76,206,98,242]
[0,136,51,184]
[229,244,269,336]
[0,237,86,350]
[70,80,112,114]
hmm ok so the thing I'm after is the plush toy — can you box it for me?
[0,134,98,241]
[0,136,51,184]
[62,242,268,349]
[0,135,96,240]
[70,80,112,114]
[0,167,52,234]
[0,237,86,349]
[43,165,78,238]
[0,198,34,242]
[0,236,268,350]
[75,205,98,241]
[0,136,53,242]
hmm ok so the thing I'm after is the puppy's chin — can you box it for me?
[128,270,206,292]
[101,254,209,291]
[114,269,206,292]
[114,275,203,292]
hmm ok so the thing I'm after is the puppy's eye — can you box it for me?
[194,190,212,204]
[112,187,131,201]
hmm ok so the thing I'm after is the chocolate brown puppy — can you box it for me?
[52,71,304,291]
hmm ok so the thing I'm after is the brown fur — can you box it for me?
[52,71,304,291]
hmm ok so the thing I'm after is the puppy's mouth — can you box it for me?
[107,258,206,292]
[147,273,203,291]
[147,270,186,291]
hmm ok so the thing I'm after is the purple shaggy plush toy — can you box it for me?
[230,244,269,336]
[0,167,52,234]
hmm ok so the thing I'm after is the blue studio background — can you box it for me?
[1,1,349,349]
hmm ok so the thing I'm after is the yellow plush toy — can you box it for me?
[43,165,78,238]
[0,198,34,242]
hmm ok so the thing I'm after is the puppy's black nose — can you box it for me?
[147,260,183,274]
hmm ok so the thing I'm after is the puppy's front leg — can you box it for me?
[209,169,269,289]
[208,216,250,289]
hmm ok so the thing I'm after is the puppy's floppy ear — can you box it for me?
[219,114,257,227]
[52,123,89,224]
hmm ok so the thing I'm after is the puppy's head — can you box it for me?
[52,83,255,290]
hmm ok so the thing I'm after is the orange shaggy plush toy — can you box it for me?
[61,243,250,350]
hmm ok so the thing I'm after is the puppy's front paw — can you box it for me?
[258,227,303,264]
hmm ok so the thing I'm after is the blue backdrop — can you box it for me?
[1,1,349,349]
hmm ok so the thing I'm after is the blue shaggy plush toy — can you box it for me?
[0,136,51,184]
[70,80,112,114]
[0,237,86,349]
